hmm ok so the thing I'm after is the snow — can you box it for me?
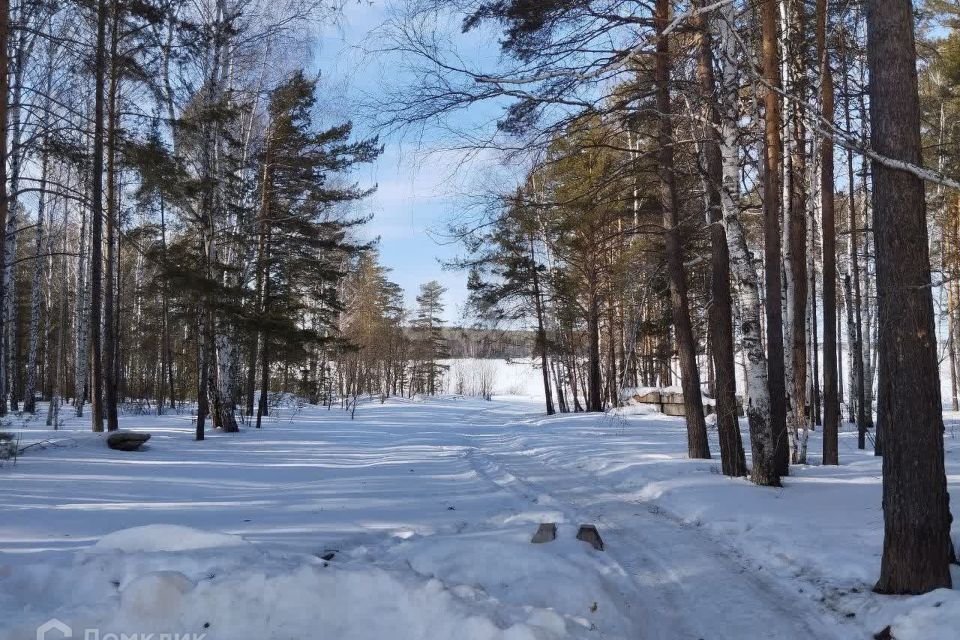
[1,529,583,640]
[95,525,250,553]
[618,385,718,407]
[880,588,960,640]
[607,403,659,417]
[0,361,958,639]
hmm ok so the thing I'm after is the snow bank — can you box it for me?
[618,385,680,400]
[1,524,627,640]
[617,385,718,408]
[888,586,960,640]
[389,527,635,635]
[95,525,249,553]
[607,404,658,417]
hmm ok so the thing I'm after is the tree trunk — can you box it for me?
[4,34,28,415]
[159,197,176,412]
[760,0,789,475]
[247,142,271,418]
[74,173,89,416]
[840,38,868,446]
[837,289,844,406]
[48,219,68,428]
[808,210,820,430]
[844,272,856,420]
[818,0,839,464]
[710,0,779,485]
[195,304,207,440]
[586,272,602,412]
[656,0,709,459]
[784,0,808,464]
[694,0,746,476]
[256,238,271,428]
[24,141,50,414]
[949,280,959,412]
[103,8,120,432]
[89,0,108,433]
[530,235,554,415]
[867,0,953,595]
[0,0,9,418]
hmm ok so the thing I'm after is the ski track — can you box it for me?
[459,402,856,640]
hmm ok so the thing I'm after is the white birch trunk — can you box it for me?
[2,74,24,411]
[24,149,50,413]
[798,135,820,462]
[844,272,856,421]
[74,195,89,415]
[714,4,775,476]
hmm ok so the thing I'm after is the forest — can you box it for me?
[0,0,957,628]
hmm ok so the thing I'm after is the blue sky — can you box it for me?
[311,1,504,324]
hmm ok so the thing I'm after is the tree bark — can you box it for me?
[586,271,602,412]
[694,0,745,476]
[760,0,789,475]
[48,216,68,428]
[74,171,89,416]
[867,0,953,595]
[708,0,779,485]
[840,37,868,446]
[785,0,808,465]
[808,210,820,431]
[89,0,108,432]
[103,5,120,431]
[949,279,959,412]
[818,0,839,465]
[256,233,272,428]
[159,197,176,412]
[0,0,9,418]
[4,28,29,414]
[655,0,710,459]
[195,303,206,440]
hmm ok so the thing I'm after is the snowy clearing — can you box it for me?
[0,392,958,639]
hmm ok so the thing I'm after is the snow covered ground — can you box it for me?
[0,379,958,639]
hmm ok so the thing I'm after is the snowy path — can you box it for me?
[1,395,957,639]
[461,412,848,640]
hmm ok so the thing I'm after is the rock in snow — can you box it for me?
[106,430,151,451]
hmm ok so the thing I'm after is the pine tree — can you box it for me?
[412,281,450,396]
[458,189,556,414]
[868,0,954,595]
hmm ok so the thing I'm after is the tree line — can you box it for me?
[0,0,389,435]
